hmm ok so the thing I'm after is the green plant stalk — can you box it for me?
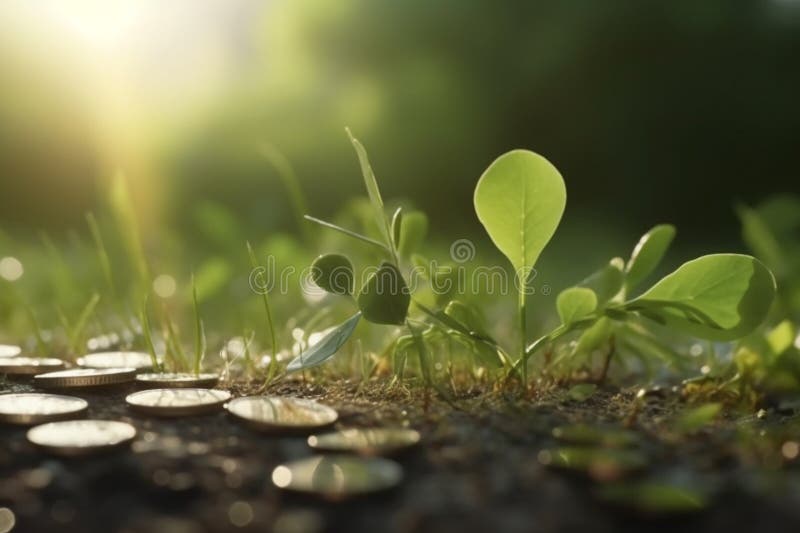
[191,275,206,375]
[510,313,605,379]
[69,293,100,355]
[519,288,527,386]
[412,300,514,369]
[247,242,278,382]
[140,298,161,372]
[109,172,150,292]
[304,215,391,254]
[20,297,48,357]
[162,310,188,371]
[407,320,432,386]
[86,212,115,299]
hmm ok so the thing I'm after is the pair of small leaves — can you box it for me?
[312,254,410,326]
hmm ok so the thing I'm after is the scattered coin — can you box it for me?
[34,368,137,389]
[226,396,338,433]
[271,455,403,499]
[126,388,232,417]
[27,420,136,456]
[551,424,640,448]
[136,372,220,388]
[0,344,21,358]
[76,351,156,371]
[308,428,421,456]
[0,393,88,425]
[538,446,648,482]
[0,357,65,376]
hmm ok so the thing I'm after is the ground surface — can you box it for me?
[2,378,800,533]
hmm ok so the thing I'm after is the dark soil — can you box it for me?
[2,377,800,533]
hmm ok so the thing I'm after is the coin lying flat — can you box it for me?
[271,455,403,499]
[226,396,338,433]
[0,344,22,358]
[34,368,137,388]
[0,357,65,376]
[0,393,88,425]
[27,420,136,456]
[126,388,232,417]
[135,372,220,388]
[76,351,156,371]
[308,428,421,456]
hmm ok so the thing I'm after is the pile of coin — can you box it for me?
[1,350,419,494]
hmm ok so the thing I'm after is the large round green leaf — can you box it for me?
[627,254,776,340]
[357,262,410,325]
[474,150,566,282]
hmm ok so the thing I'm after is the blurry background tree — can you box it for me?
[0,0,798,266]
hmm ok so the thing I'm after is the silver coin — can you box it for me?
[126,388,232,417]
[76,351,156,371]
[226,396,338,433]
[0,357,65,376]
[271,455,403,499]
[27,420,136,456]
[0,393,88,425]
[34,368,137,388]
[308,428,421,455]
[135,372,219,388]
[0,344,22,358]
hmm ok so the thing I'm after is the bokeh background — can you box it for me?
[0,0,798,343]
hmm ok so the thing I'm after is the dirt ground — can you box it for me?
[2,377,800,533]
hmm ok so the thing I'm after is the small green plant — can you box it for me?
[292,139,777,392]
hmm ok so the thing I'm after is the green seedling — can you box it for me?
[289,130,453,388]
[291,139,776,394]
[475,150,567,384]
[247,241,279,381]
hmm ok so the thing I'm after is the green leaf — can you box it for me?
[311,254,354,295]
[557,287,598,325]
[579,259,625,304]
[627,254,776,341]
[397,211,429,258]
[736,203,786,274]
[443,300,491,339]
[346,128,392,247]
[474,150,566,283]
[357,262,411,325]
[574,317,614,355]
[766,319,795,356]
[625,224,676,291]
[391,207,403,249]
[286,312,362,372]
